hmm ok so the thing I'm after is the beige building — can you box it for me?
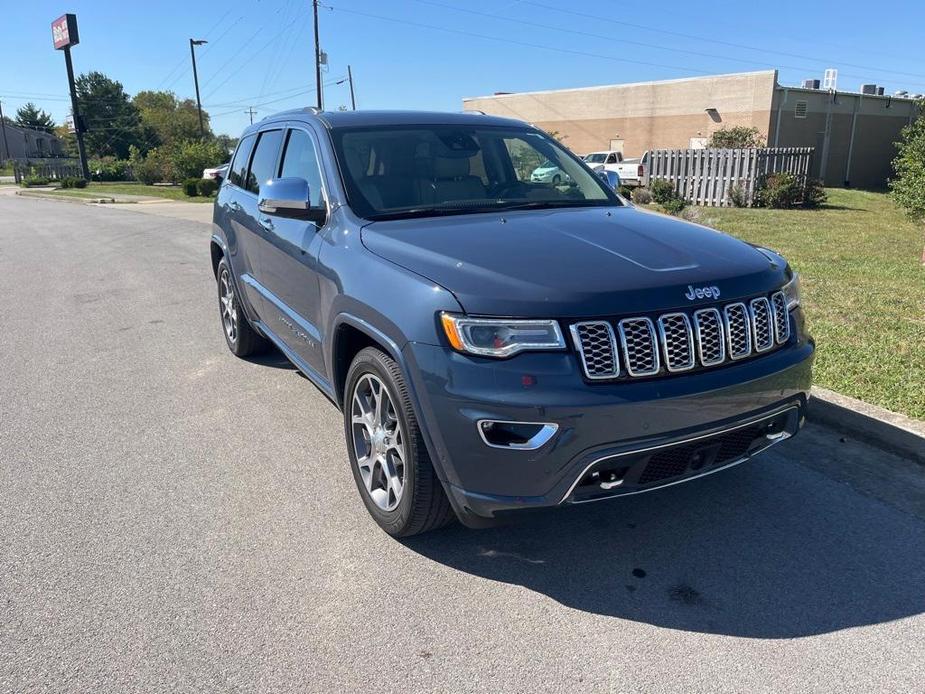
[463,70,921,189]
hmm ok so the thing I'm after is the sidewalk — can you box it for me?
[9,186,213,225]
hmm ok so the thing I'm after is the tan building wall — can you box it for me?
[464,70,921,189]
[770,88,919,188]
[463,71,778,157]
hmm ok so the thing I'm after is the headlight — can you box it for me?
[440,313,566,357]
[782,272,801,310]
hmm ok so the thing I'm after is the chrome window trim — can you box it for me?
[657,312,695,372]
[617,317,660,377]
[749,297,775,353]
[570,321,619,379]
[723,302,752,360]
[692,308,726,366]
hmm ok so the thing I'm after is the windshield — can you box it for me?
[331,125,620,220]
[584,153,607,163]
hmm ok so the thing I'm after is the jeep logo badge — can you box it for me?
[684,284,721,301]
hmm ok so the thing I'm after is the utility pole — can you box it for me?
[190,38,208,139]
[347,65,356,110]
[245,107,257,125]
[313,0,323,110]
[0,100,10,167]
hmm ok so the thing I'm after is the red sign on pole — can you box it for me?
[52,14,79,50]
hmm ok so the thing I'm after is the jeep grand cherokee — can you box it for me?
[210,109,813,536]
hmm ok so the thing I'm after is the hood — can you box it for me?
[361,206,786,317]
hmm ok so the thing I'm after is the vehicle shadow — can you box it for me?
[243,348,296,370]
[402,448,925,638]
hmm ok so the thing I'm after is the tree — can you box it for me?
[14,102,56,133]
[889,101,925,264]
[75,71,146,158]
[133,90,211,147]
[708,126,765,149]
[53,125,79,158]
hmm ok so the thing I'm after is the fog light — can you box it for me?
[477,420,558,450]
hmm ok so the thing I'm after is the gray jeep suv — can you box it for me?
[210,109,813,536]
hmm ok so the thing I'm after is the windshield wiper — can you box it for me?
[494,200,611,211]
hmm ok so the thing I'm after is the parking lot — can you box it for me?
[2,192,924,693]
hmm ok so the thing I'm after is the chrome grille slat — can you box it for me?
[723,303,752,360]
[771,291,790,344]
[749,297,774,352]
[570,321,619,379]
[618,317,660,377]
[693,308,725,366]
[657,313,695,372]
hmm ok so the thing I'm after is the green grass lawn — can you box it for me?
[701,189,925,420]
[45,181,214,203]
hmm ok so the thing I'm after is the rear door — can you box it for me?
[253,124,328,377]
[234,128,285,320]
[217,134,261,308]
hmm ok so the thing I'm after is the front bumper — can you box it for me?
[403,317,813,525]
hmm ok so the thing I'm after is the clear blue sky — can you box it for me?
[2,0,924,137]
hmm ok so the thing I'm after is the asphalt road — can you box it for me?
[1,192,924,693]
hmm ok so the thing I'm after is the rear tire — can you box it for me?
[216,257,266,357]
[344,347,454,537]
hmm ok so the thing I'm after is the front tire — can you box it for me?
[344,347,454,537]
[216,257,266,357]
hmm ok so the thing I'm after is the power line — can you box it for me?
[516,0,925,84]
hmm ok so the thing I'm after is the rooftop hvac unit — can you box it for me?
[823,68,838,90]
[860,84,878,95]
[876,86,885,95]
[802,79,820,89]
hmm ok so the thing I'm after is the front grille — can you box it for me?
[571,291,792,380]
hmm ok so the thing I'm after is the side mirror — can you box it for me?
[258,177,326,225]
[597,169,620,190]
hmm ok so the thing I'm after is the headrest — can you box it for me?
[434,156,470,179]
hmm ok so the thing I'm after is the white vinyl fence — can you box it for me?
[644,147,814,207]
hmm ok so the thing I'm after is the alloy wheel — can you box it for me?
[219,268,238,343]
[350,373,406,511]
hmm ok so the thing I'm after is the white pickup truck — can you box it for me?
[582,150,648,187]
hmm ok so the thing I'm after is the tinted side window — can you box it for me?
[228,134,256,188]
[246,129,284,195]
[279,129,325,207]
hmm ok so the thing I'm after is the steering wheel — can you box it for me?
[491,181,529,199]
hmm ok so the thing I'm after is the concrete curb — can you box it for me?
[807,387,925,465]
[16,190,118,204]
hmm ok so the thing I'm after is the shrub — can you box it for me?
[804,178,827,208]
[728,183,748,208]
[708,126,766,149]
[661,196,687,215]
[197,178,218,197]
[170,140,228,181]
[21,176,50,187]
[755,172,802,209]
[59,177,87,189]
[617,184,634,198]
[89,157,133,181]
[649,178,676,204]
[631,187,653,204]
[132,147,173,185]
[182,178,200,197]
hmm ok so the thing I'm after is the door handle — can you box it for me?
[258,217,275,233]
[228,201,241,212]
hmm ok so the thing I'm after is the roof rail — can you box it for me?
[461,109,486,115]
